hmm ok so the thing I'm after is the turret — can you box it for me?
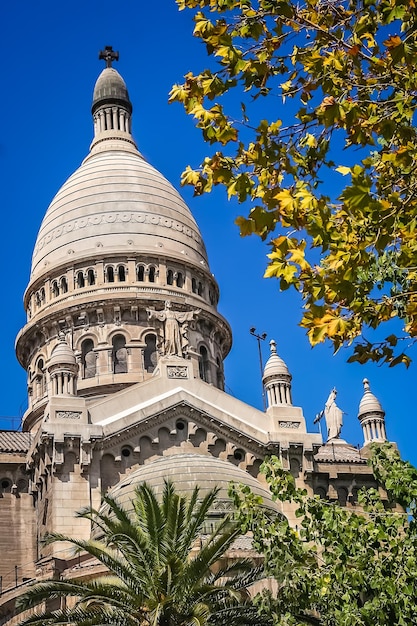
[89,46,138,156]
[358,378,387,445]
[262,340,292,408]
[47,333,78,397]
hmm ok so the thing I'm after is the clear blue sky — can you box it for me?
[1,0,416,465]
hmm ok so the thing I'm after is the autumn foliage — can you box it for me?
[170,0,417,366]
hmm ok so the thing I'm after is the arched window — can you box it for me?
[144,334,157,373]
[315,487,327,500]
[112,335,127,374]
[149,266,156,283]
[106,266,115,283]
[192,278,197,293]
[52,281,59,298]
[118,265,126,282]
[87,269,95,286]
[338,487,348,506]
[81,339,96,379]
[199,346,210,383]
[40,287,45,303]
[290,458,301,478]
[60,277,68,293]
[176,272,184,288]
[167,269,173,285]
[137,265,145,281]
[198,282,203,296]
[77,271,85,288]
[36,358,45,398]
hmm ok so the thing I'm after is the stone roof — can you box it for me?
[263,339,290,380]
[358,378,385,417]
[0,431,31,453]
[49,336,76,366]
[106,453,281,514]
[314,439,366,464]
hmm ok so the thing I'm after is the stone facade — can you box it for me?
[0,51,390,624]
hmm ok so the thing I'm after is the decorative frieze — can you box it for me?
[56,410,82,420]
[166,365,188,379]
[278,421,300,429]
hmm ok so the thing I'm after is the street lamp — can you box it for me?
[250,327,267,410]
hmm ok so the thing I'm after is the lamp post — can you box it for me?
[250,327,267,410]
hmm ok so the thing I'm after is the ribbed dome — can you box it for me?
[358,379,384,417]
[92,68,131,112]
[48,336,76,367]
[263,339,290,379]
[30,150,209,280]
[106,453,278,513]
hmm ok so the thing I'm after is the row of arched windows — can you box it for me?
[29,337,224,402]
[80,334,158,379]
[30,262,218,318]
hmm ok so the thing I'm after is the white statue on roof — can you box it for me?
[324,387,343,441]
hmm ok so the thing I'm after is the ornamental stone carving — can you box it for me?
[56,410,82,419]
[35,212,202,254]
[166,365,188,379]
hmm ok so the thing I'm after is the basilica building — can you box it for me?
[0,48,389,624]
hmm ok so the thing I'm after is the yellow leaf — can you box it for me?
[383,35,402,49]
[335,166,352,176]
[305,133,317,148]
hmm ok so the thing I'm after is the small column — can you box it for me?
[105,108,111,130]
[112,107,118,130]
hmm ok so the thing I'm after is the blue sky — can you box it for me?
[1,0,416,464]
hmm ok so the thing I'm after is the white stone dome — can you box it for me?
[106,453,278,513]
[30,149,209,281]
[263,339,290,379]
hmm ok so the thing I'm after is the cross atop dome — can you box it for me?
[99,45,119,68]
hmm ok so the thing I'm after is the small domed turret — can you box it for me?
[262,340,292,407]
[358,378,387,445]
[89,46,137,156]
[47,334,78,397]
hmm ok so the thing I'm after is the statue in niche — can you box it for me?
[324,387,344,441]
[146,300,200,357]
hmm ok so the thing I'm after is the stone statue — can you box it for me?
[146,301,200,357]
[324,387,343,441]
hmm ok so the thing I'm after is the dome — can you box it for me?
[48,336,76,367]
[92,67,130,112]
[30,150,209,281]
[358,379,384,417]
[106,453,279,513]
[263,339,290,380]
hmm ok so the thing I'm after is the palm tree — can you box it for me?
[16,481,269,625]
